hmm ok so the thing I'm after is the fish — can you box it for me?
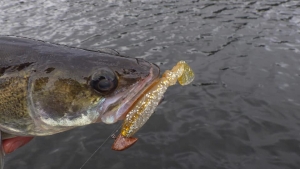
[112,61,194,151]
[0,36,160,168]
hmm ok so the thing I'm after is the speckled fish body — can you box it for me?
[0,36,160,138]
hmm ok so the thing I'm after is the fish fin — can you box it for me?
[0,132,5,169]
[111,134,138,151]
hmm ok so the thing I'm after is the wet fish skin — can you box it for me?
[0,36,160,169]
[0,36,159,169]
[0,36,160,137]
[0,37,160,169]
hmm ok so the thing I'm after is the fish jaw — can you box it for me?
[99,63,160,124]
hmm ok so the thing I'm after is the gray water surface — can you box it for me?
[1,0,300,169]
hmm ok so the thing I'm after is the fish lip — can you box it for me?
[99,62,160,124]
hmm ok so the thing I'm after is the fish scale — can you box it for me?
[0,77,32,128]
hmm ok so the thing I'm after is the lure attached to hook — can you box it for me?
[112,61,194,151]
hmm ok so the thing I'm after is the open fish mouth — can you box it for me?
[99,62,160,124]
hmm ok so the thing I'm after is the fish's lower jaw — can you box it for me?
[111,134,138,151]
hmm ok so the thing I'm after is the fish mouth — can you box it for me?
[99,62,160,124]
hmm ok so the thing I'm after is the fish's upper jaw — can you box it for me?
[98,62,160,124]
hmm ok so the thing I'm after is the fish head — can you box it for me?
[30,51,160,133]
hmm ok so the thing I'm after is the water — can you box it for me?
[1,0,300,168]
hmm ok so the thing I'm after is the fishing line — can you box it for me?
[79,123,122,169]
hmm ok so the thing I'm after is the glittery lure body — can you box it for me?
[112,61,194,151]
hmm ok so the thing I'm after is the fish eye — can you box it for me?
[90,68,118,94]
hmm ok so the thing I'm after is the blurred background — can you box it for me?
[1,0,300,169]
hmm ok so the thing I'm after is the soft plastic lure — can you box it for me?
[112,61,194,150]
